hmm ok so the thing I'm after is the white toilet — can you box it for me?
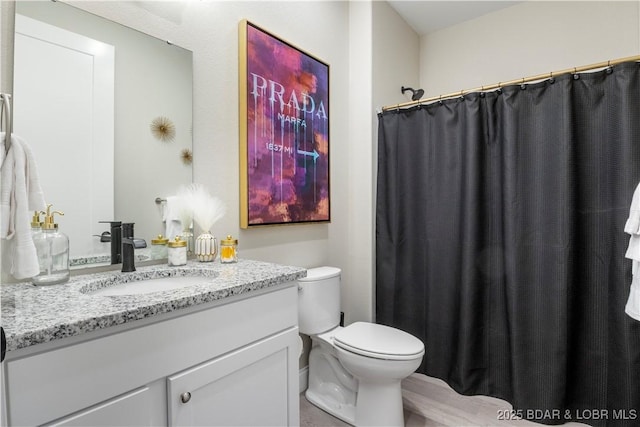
[299,266,425,427]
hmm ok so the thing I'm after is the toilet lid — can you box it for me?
[298,266,341,282]
[333,322,425,361]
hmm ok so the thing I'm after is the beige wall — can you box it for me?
[373,1,420,109]
[420,1,640,97]
[343,0,373,324]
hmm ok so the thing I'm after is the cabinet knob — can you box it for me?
[180,392,192,404]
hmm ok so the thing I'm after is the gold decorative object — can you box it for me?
[181,148,193,165]
[150,116,176,142]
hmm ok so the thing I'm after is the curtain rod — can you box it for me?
[382,54,640,112]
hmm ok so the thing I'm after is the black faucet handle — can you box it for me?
[93,231,112,242]
[99,221,122,265]
[99,221,122,227]
[122,223,135,239]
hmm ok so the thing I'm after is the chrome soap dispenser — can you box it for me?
[32,204,70,285]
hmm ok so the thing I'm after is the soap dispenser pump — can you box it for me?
[32,204,70,286]
[30,210,44,238]
[31,210,43,231]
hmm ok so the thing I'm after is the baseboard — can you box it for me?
[299,366,308,393]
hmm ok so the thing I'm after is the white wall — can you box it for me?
[420,1,640,97]
[343,0,373,324]
[373,1,420,109]
[0,1,14,94]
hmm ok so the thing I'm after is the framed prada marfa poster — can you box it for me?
[239,20,330,228]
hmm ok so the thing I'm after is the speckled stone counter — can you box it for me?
[1,259,306,352]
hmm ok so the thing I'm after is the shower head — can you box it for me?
[401,86,424,101]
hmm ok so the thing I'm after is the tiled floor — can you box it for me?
[300,373,590,427]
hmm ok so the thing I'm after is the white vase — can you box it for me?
[195,232,217,262]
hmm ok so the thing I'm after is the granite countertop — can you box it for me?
[1,259,306,352]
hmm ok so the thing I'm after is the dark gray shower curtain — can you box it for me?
[376,62,640,426]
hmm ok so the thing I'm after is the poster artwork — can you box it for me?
[244,23,330,226]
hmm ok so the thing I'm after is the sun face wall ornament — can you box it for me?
[150,116,176,142]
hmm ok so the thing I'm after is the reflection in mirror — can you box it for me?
[13,1,193,269]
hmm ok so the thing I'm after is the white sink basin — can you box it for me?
[86,275,212,297]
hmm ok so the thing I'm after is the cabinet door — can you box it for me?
[167,328,298,427]
[43,386,156,427]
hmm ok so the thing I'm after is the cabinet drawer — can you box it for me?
[43,386,155,427]
[167,328,299,427]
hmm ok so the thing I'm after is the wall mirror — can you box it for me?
[13,1,193,269]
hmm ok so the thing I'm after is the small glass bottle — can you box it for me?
[180,227,194,255]
[151,234,169,260]
[220,235,238,263]
[167,236,187,266]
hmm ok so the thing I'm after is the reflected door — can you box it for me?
[13,14,114,257]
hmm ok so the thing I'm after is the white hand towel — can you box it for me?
[1,133,47,279]
[163,195,183,240]
[625,234,640,261]
[625,182,640,234]
[624,182,640,321]
[626,273,640,321]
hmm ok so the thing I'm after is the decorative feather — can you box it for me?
[176,183,226,232]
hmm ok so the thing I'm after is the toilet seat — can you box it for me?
[333,322,424,361]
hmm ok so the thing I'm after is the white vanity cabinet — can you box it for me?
[2,284,299,426]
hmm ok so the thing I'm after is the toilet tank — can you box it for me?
[298,266,341,335]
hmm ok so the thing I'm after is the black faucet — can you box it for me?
[99,221,122,265]
[122,238,148,272]
[121,223,147,272]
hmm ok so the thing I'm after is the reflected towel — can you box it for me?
[1,133,46,279]
[163,195,183,240]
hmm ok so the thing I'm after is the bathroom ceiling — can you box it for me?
[387,1,524,36]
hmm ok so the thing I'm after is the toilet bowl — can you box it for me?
[298,267,425,427]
